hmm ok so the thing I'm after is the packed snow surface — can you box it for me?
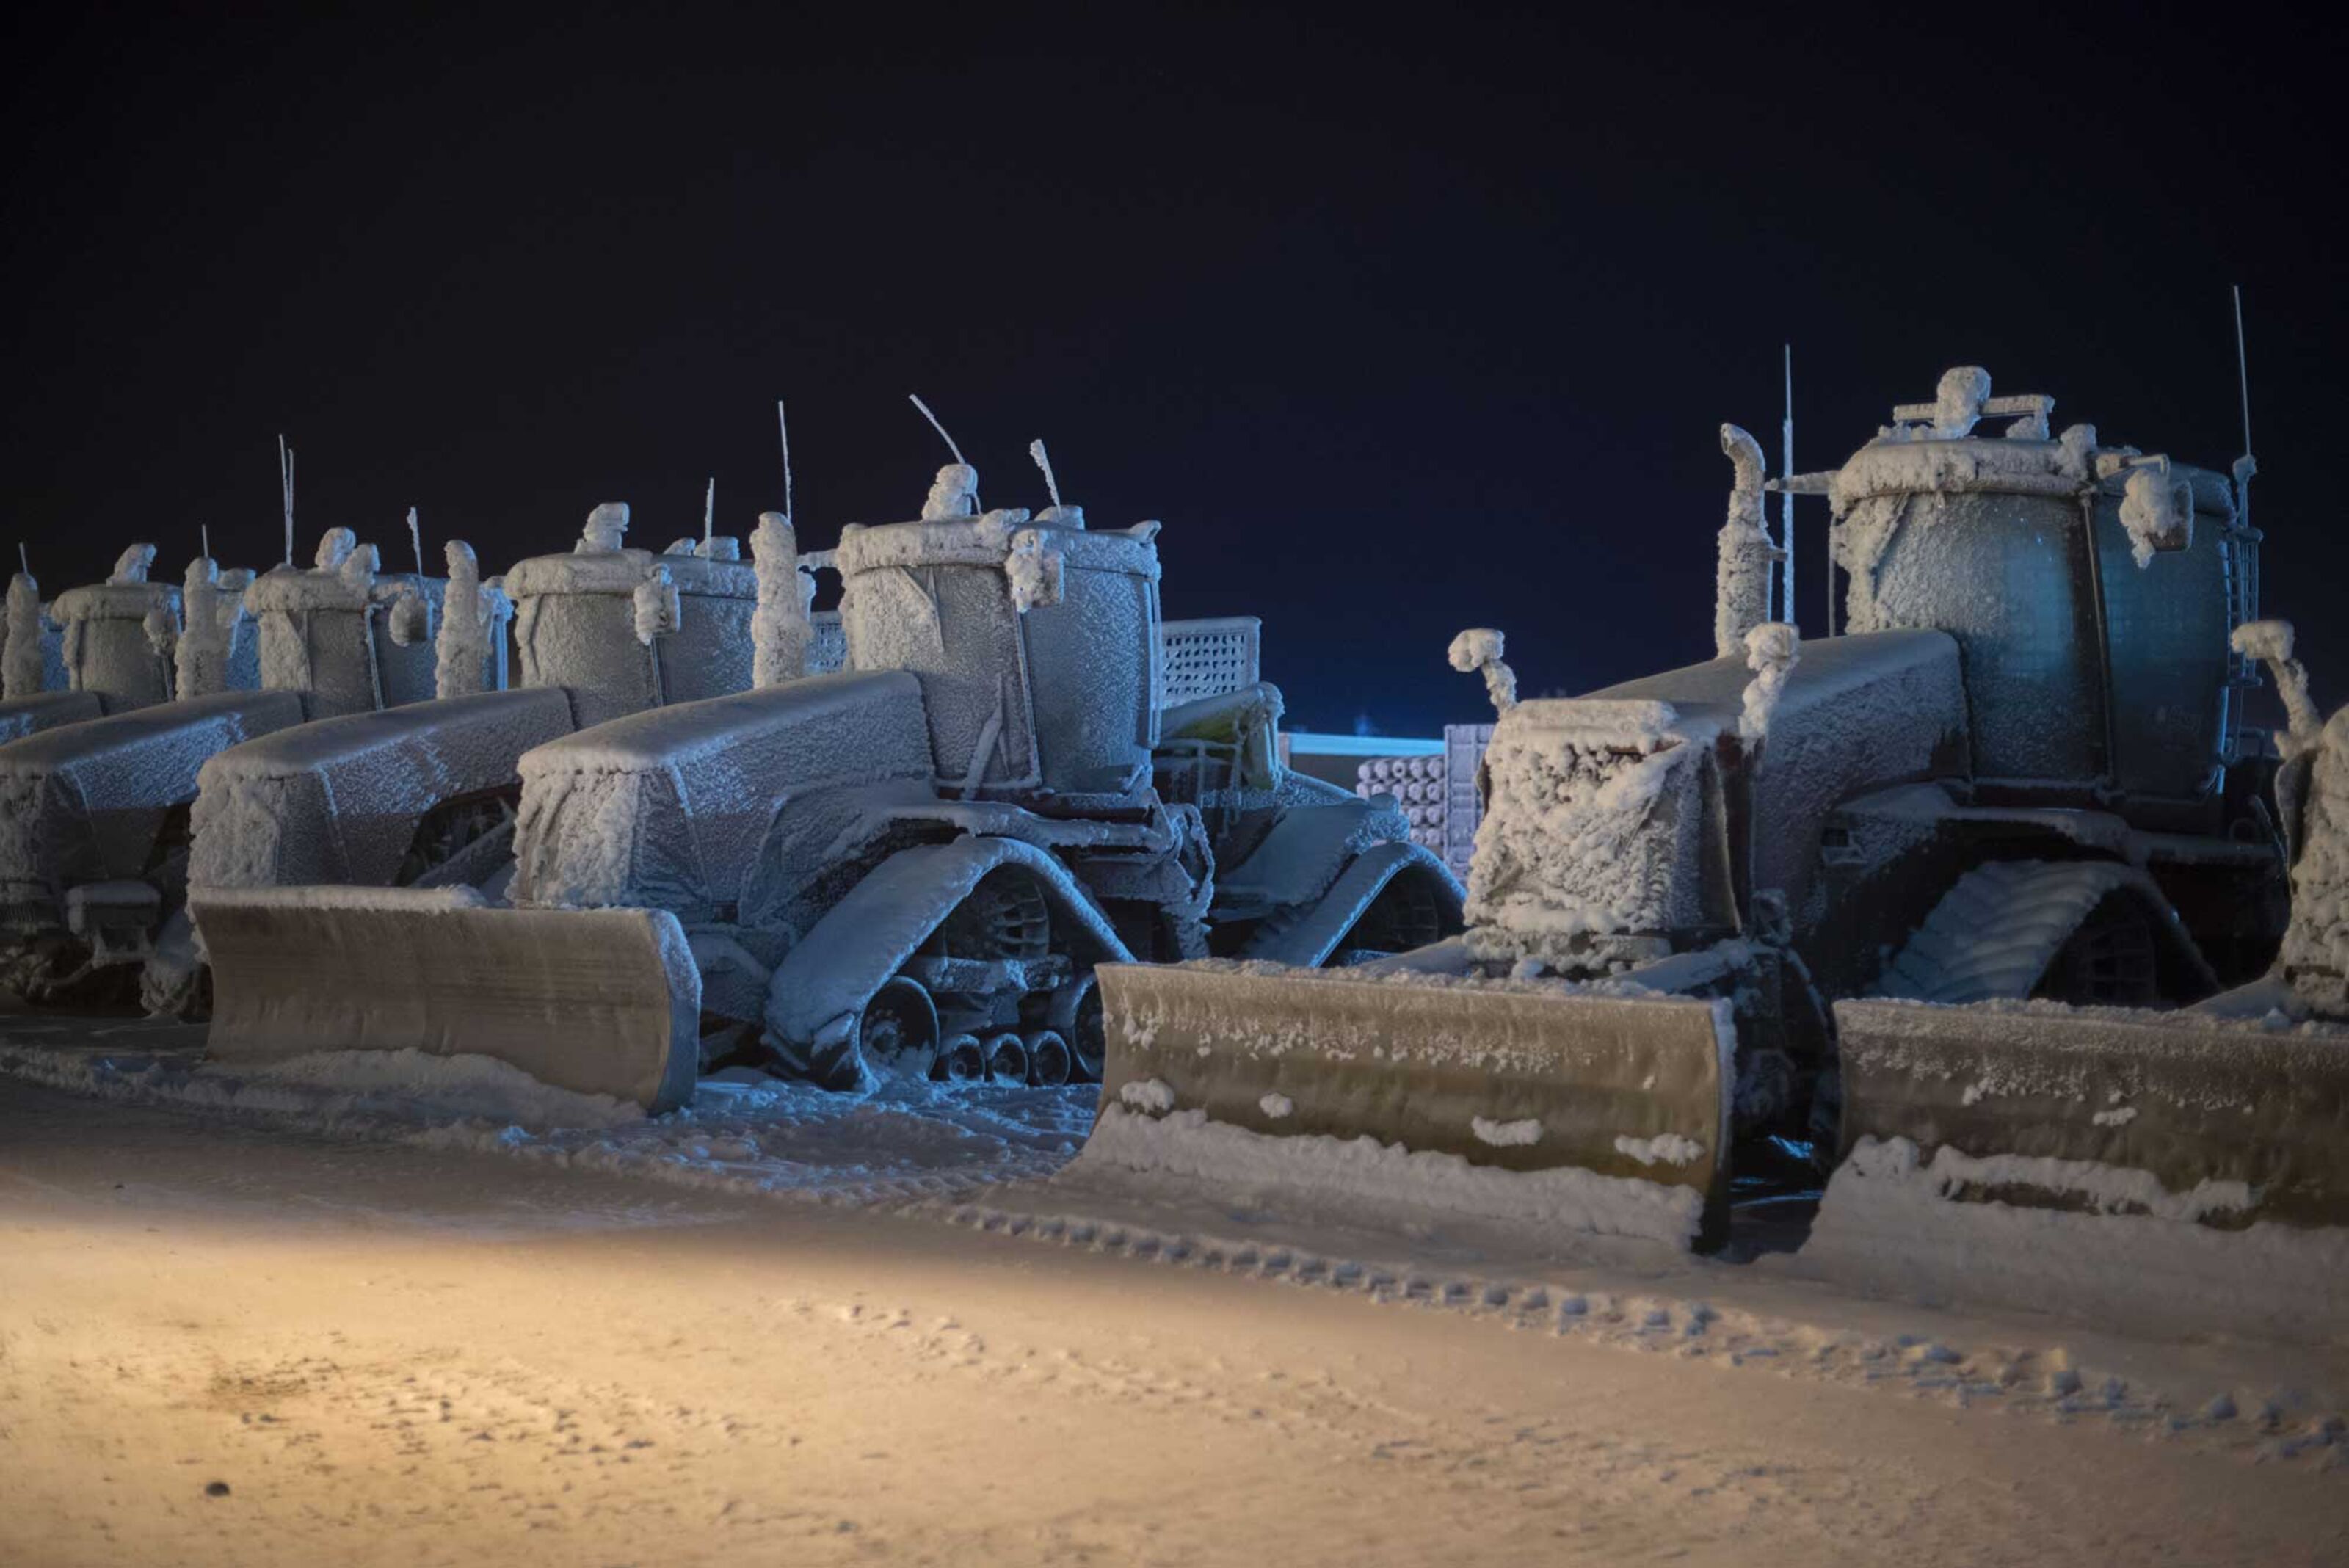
[0,1029,1094,1205]
[1804,1136,2349,1347]
[1079,1105,1705,1247]
[8,1075,2343,1568]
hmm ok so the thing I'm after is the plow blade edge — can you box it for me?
[1835,998,2349,1228]
[197,888,701,1114]
[1089,963,1734,1248]
[1815,998,2349,1342]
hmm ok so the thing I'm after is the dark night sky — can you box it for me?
[3,2,2342,734]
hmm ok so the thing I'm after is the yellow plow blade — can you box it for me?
[196,888,702,1114]
[1086,962,1735,1249]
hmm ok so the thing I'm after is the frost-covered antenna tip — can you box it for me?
[1028,438,1062,509]
[908,393,965,465]
[406,507,424,577]
[201,524,211,563]
[18,542,29,576]
[2232,284,2254,461]
[703,476,715,544]
[777,399,794,523]
[277,434,296,566]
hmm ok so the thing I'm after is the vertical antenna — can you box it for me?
[2230,284,2257,537]
[407,507,424,577]
[2232,285,2254,460]
[202,524,211,562]
[1029,438,1062,509]
[777,399,794,522]
[278,435,295,565]
[1780,343,1796,628]
[908,393,966,465]
[703,478,715,544]
[910,393,975,509]
[16,542,26,577]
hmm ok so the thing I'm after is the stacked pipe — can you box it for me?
[1355,753,1449,856]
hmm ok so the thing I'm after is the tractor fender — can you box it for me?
[763,835,1134,1066]
[1239,839,1465,968]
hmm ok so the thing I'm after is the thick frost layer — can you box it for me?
[749,512,810,688]
[173,557,250,700]
[189,687,576,890]
[2117,465,2194,567]
[838,509,1159,797]
[433,541,497,699]
[0,691,306,913]
[1713,424,1780,659]
[1446,627,1515,712]
[2,573,43,700]
[1737,621,1798,742]
[1462,631,1961,957]
[1465,700,1702,954]
[512,673,933,916]
[1078,1106,1704,1248]
[2279,704,2349,1009]
[1805,1136,2349,1346]
[0,690,102,744]
[242,541,396,716]
[51,579,180,713]
[1581,630,1964,934]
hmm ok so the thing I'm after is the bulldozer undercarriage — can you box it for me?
[824,867,1108,1091]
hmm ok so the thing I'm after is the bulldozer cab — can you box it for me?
[1828,371,2259,835]
[835,494,1162,805]
[50,579,178,714]
[504,521,758,730]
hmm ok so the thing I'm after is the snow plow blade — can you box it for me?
[1834,998,2349,1227]
[1812,999,2349,1342]
[196,888,701,1114]
[1085,962,1734,1249]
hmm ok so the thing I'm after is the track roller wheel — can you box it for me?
[1023,1028,1072,1086]
[934,1033,987,1083]
[984,1031,1029,1084]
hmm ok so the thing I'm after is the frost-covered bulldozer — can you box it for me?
[0,531,499,1007]
[0,548,223,741]
[180,504,786,1009]
[195,465,1462,1111]
[1084,368,2347,1323]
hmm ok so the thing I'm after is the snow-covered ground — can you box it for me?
[5,1012,2348,1561]
[0,1016,1094,1208]
[4,1061,2345,1567]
